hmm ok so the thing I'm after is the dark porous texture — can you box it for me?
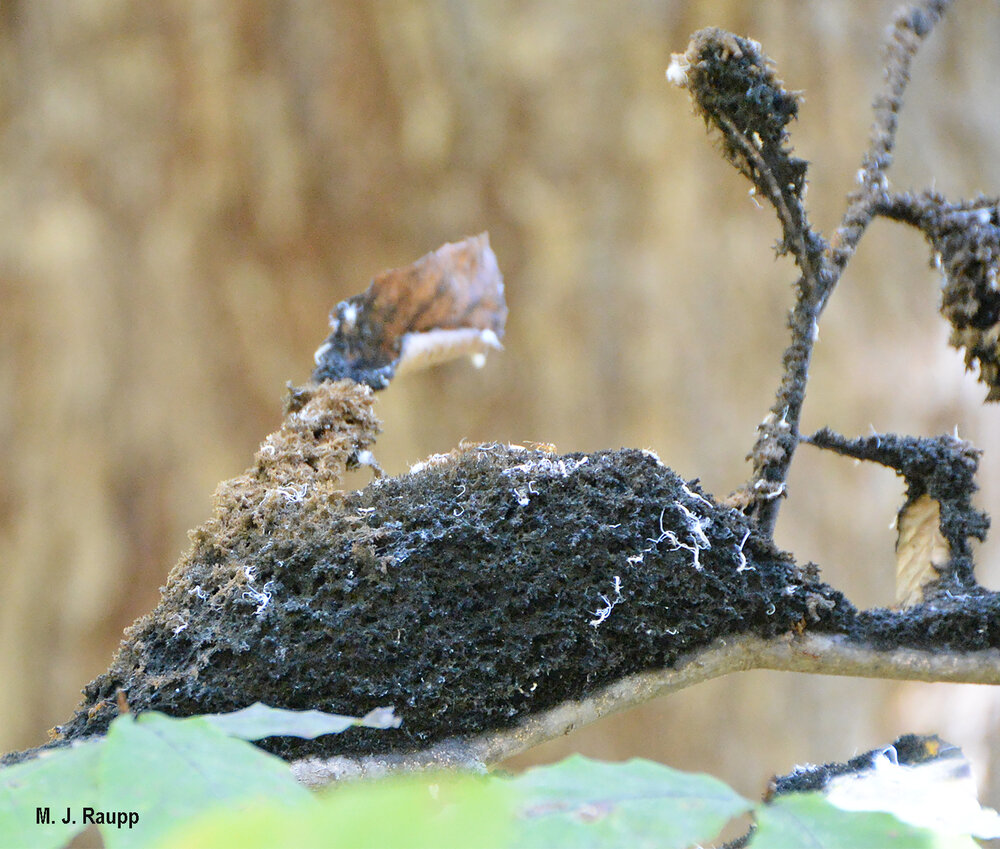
[857,590,1000,653]
[7,379,1000,768]
[45,441,849,762]
[807,428,990,594]
[767,733,956,799]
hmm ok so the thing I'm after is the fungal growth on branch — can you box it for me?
[668,26,826,531]
[805,429,990,605]
[5,0,1000,782]
[666,27,812,263]
[878,191,1000,401]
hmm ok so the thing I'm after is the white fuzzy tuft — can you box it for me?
[666,55,689,87]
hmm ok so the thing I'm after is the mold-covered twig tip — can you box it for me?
[667,28,806,213]
[878,192,1000,402]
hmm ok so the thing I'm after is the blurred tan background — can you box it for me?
[3,0,1000,805]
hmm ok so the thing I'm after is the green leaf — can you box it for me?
[507,754,752,849]
[749,793,978,849]
[201,702,400,741]
[158,772,513,849]
[0,739,103,849]
[0,705,400,849]
[97,711,312,849]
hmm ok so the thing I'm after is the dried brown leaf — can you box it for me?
[312,233,507,388]
[895,493,951,607]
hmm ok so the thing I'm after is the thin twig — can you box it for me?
[746,1,952,535]
[713,111,824,293]
[826,0,952,294]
